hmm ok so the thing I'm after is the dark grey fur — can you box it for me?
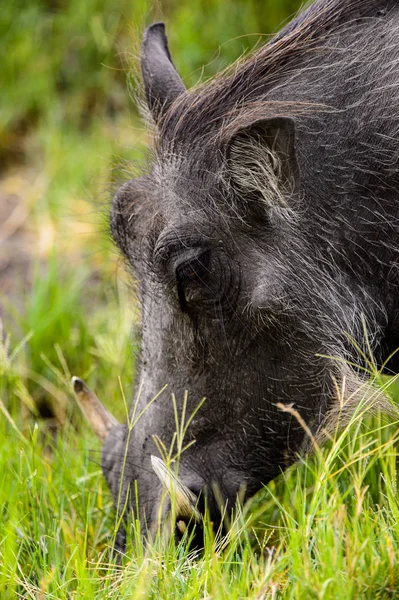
[105,0,399,549]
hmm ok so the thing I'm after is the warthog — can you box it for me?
[73,0,399,550]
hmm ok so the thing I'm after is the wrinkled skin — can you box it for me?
[100,0,399,549]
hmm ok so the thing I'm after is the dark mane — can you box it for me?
[159,0,397,148]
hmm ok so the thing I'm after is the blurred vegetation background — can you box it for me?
[1,0,303,425]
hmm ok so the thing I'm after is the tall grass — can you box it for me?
[2,334,399,597]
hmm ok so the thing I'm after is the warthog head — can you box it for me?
[73,4,399,549]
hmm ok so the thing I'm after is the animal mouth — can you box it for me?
[149,455,204,541]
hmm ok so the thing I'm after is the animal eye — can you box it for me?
[175,249,210,285]
[174,248,211,310]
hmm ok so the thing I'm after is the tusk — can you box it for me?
[176,520,187,534]
[151,455,201,522]
[71,376,119,441]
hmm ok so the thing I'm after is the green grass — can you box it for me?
[2,338,399,598]
[3,0,399,597]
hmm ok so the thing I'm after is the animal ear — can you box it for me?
[141,22,186,123]
[226,117,300,207]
